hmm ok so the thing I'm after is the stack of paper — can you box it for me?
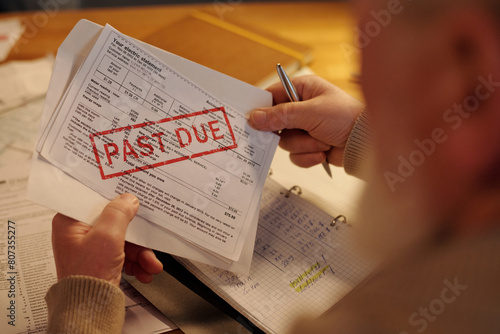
[0,56,53,114]
[0,17,24,62]
[27,20,279,274]
[0,162,178,334]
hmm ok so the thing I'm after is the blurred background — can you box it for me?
[0,0,338,12]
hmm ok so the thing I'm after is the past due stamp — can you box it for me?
[90,107,237,179]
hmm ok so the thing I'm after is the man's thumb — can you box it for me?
[248,102,308,132]
[93,193,139,238]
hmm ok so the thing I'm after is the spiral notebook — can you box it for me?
[175,177,372,334]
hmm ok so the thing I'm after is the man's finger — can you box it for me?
[125,242,163,274]
[248,101,321,132]
[92,193,139,240]
[266,75,319,105]
[279,129,331,153]
[125,261,154,284]
[327,147,346,167]
[289,152,327,168]
[137,248,163,274]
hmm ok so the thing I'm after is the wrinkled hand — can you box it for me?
[52,193,163,286]
[248,75,364,167]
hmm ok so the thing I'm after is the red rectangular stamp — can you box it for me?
[90,107,237,180]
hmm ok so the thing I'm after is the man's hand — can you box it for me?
[51,193,163,287]
[248,75,364,167]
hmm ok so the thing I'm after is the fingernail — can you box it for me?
[317,143,332,151]
[120,193,139,206]
[250,110,267,127]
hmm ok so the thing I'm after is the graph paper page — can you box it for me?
[178,177,372,334]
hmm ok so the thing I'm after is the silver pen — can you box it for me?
[276,63,333,178]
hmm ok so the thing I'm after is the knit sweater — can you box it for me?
[342,110,372,177]
[45,276,125,334]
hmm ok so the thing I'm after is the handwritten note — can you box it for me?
[178,177,372,334]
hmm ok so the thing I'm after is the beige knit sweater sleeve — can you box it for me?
[342,110,372,178]
[45,275,125,334]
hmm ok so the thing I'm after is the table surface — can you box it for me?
[0,2,362,333]
[1,1,361,100]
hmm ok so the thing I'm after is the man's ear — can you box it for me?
[437,6,500,182]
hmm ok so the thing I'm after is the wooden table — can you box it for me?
[0,2,362,333]
[1,1,361,100]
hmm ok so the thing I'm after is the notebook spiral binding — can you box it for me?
[331,215,348,227]
[282,185,302,198]
[277,183,348,228]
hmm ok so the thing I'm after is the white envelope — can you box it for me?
[27,19,273,274]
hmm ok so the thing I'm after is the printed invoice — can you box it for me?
[37,24,279,261]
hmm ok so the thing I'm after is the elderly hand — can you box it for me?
[51,193,163,287]
[248,75,364,168]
